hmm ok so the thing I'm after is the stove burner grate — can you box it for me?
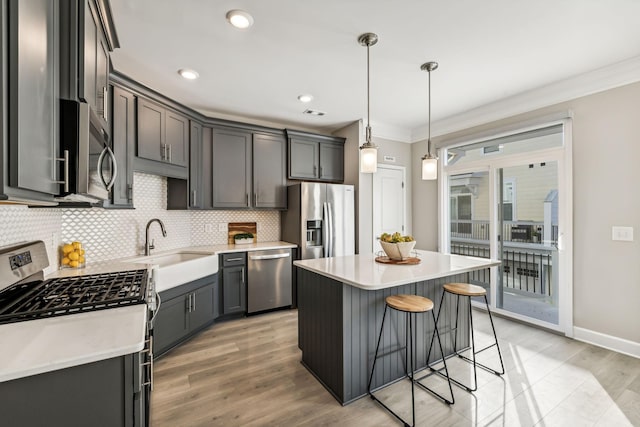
[0,269,148,324]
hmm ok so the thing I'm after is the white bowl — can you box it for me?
[380,241,416,260]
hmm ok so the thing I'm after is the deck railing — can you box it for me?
[451,241,555,298]
[451,220,558,245]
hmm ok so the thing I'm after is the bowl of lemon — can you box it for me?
[379,232,416,260]
[60,241,86,269]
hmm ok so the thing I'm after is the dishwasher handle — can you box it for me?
[249,253,291,261]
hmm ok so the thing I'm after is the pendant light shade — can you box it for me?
[358,33,379,174]
[421,61,439,180]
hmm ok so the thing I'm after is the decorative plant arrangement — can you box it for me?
[379,232,416,260]
[234,232,254,244]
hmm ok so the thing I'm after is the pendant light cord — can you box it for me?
[427,68,432,156]
[366,42,372,144]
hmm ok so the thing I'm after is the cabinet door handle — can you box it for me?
[313,165,317,176]
[161,144,166,161]
[55,150,69,192]
[254,193,258,206]
[186,294,191,312]
[191,293,196,311]
[246,193,249,207]
[168,144,172,163]
[226,257,243,262]
[241,268,245,284]
[103,86,108,121]
[191,190,197,206]
[319,165,323,178]
[127,184,133,203]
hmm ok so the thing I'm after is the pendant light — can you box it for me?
[421,61,438,180]
[358,33,379,174]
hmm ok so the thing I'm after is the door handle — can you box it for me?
[103,86,108,121]
[250,253,290,260]
[55,150,69,192]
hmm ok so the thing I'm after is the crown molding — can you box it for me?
[410,55,640,142]
[369,121,412,143]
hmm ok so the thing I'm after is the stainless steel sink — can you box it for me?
[131,251,218,292]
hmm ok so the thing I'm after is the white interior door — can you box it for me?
[372,165,406,253]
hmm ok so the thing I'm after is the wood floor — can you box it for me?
[151,309,640,426]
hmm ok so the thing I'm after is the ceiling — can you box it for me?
[109,0,640,142]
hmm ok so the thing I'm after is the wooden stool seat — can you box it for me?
[386,294,434,313]
[443,282,486,297]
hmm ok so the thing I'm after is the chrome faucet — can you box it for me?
[145,218,167,255]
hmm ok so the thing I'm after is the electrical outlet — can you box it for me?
[218,223,228,232]
[204,224,213,233]
[612,226,634,241]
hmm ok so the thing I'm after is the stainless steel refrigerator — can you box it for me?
[281,183,355,259]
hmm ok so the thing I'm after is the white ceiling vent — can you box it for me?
[303,109,326,116]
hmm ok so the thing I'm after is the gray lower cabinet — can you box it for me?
[153,274,218,357]
[287,129,345,182]
[220,253,247,315]
[1,0,60,204]
[0,353,147,426]
[104,84,135,208]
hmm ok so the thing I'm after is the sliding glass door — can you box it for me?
[441,122,572,334]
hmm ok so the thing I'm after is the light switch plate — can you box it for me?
[612,226,634,241]
[218,223,228,232]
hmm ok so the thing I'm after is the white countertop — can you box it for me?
[0,305,147,383]
[0,241,296,383]
[294,250,500,290]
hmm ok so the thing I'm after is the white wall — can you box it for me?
[337,127,414,254]
[412,81,640,346]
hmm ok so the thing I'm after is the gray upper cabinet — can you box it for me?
[210,127,286,210]
[1,0,60,204]
[289,138,318,180]
[60,0,119,129]
[165,109,188,167]
[104,84,134,208]
[253,133,286,209]
[137,97,165,163]
[211,127,252,209]
[188,121,203,208]
[137,97,188,168]
[319,141,344,182]
[287,130,345,183]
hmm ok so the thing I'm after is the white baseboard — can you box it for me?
[573,327,640,359]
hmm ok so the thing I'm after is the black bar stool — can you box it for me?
[368,294,454,427]
[428,283,505,392]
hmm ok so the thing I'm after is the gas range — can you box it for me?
[0,241,150,325]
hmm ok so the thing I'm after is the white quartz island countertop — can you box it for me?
[294,250,500,290]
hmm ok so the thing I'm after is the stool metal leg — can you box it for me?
[414,310,455,405]
[428,289,505,394]
[368,304,388,392]
[369,306,416,427]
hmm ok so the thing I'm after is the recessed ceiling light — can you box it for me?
[297,94,314,103]
[226,10,254,29]
[178,68,199,80]
[303,109,326,116]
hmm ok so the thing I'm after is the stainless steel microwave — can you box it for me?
[58,100,117,203]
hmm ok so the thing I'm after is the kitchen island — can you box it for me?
[294,250,499,404]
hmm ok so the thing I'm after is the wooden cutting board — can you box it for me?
[228,222,257,244]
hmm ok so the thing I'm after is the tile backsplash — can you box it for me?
[0,173,281,267]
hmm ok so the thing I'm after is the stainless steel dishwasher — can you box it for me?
[247,248,292,314]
